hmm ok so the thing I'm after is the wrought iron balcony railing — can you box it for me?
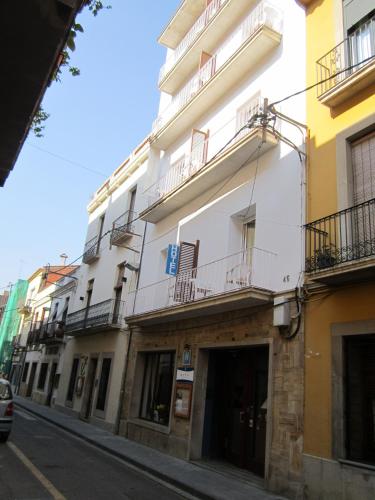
[127,247,276,317]
[39,321,65,343]
[316,13,375,97]
[82,235,100,264]
[145,95,265,208]
[65,299,125,334]
[153,1,282,135]
[110,210,137,247]
[305,198,375,273]
[159,0,228,84]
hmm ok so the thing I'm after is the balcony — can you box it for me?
[305,198,375,285]
[27,321,43,346]
[316,14,375,107]
[152,1,282,150]
[126,248,275,325]
[39,321,65,345]
[82,235,100,265]
[141,96,278,223]
[65,299,125,336]
[159,0,253,94]
[110,210,137,247]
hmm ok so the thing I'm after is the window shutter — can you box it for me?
[352,131,375,205]
[191,130,208,172]
[174,241,199,302]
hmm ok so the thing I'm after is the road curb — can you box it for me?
[15,400,211,500]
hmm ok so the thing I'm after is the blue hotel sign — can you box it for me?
[166,244,180,276]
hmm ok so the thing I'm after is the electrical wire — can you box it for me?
[28,143,108,178]
[268,55,375,108]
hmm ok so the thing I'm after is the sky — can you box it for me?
[0,0,180,291]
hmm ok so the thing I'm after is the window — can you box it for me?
[97,214,105,252]
[140,352,175,426]
[174,241,199,303]
[96,357,112,412]
[113,264,125,324]
[37,363,48,391]
[61,296,70,323]
[345,334,375,464]
[66,358,79,402]
[128,187,137,223]
[51,302,59,322]
[351,131,375,205]
[22,362,29,383]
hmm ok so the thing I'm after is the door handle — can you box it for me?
[249,418,254,428]
[239,411,245,424]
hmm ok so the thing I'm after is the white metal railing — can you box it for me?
[153,1,282,135]
[159,0,228,83]
[127,247,276,317]
[145,94,264,207]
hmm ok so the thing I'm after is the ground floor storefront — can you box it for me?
[18,345,63,406]
[120,306,304,498]
[304,282,375,500]
[55,329,128,433]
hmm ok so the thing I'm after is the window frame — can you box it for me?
[37,363,49,391]
[331,320,375,465]
[139,351,175,427]
[93,353,114,419]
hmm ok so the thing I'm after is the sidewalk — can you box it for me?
[14,396,286,500]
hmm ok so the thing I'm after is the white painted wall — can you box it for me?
[137,0,306,302]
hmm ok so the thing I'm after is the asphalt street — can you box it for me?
[0,409,190,500]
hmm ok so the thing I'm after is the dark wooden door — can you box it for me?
[46,362,57,406]
[209,347,269,476]
[80,357,98,420]
[26,362,37,397]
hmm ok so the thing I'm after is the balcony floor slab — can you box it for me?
[318,60,375,108]
[141,129,278,223]
[126,286,273,326]
[306,256,375,286]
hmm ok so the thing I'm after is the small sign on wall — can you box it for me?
[166,244,180,276]
[174,383,192,419]
[176,367,194,383]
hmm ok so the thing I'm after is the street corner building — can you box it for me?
[303,0,375,499]
[115,0,308,497]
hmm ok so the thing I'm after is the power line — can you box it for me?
[27,143,108,178]
[269,55,375,108]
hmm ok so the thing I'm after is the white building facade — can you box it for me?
[119,1,307,498]
[55,139,150,432]
[17,265,77,405]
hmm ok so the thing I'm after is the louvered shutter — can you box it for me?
[352,132,375,204]
[351,132,375,256]
[190,130,208,174]
[174,241,199,303]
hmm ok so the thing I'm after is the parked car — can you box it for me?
[0,378,13,442]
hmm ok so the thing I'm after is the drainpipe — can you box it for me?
[114,221,148,435]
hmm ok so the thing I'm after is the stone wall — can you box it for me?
[120,304,304,499]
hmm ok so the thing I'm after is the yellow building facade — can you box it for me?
[303,0,375,498]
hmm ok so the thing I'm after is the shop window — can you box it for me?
[66,358,79,402]
[345,333,375,465]
[139,352,175,426]
[37,363,48,391]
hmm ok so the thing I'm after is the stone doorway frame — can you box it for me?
[188,337,274,481]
